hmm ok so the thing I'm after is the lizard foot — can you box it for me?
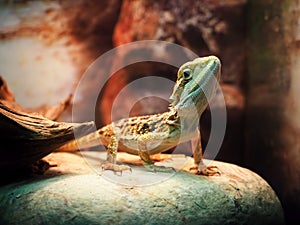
[190,163,221,176]
[198,165,221,176]
[101,162,132,175]
[144,163,176,173]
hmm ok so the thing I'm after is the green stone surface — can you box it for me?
[0,160,284,225]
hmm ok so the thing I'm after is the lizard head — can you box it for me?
[169,56,221,114]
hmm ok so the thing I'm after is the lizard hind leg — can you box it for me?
[190,128,221,176]
[138,151,175,173]
[101,135,131,175]
[138,133,175,173]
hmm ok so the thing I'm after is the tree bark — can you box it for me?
[0,77,94,175]
[246,0,300,223]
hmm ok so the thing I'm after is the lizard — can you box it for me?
[58,56,222,176]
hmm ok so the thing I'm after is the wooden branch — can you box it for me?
[0,76,94,174]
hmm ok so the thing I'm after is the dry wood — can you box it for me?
[0,76,94,174]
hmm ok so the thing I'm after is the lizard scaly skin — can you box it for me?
[58,56,221,175]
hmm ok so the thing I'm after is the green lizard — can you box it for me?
[58,56,221,175]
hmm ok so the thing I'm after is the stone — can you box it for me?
[0,152,285,225]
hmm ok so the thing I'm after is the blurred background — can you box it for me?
[0,0,298,224]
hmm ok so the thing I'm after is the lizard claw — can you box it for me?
[101,162,132,175]
[197,165,221,176]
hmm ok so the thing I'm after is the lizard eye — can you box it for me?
[182,68,192,80]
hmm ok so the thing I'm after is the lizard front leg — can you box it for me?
[101,135,131,174]
[190,128,220,176]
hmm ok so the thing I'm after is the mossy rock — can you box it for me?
[0,153,285,225]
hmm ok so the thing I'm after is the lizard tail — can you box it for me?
[56,139,79,152]
[56,131,102,152]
